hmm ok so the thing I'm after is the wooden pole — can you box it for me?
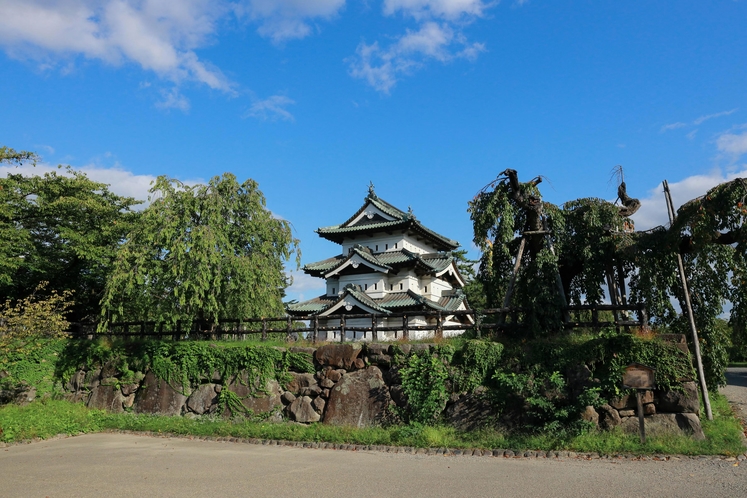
[663,180,713,420]
[340,314,346,343]
[372,314,378,342]
[313,315,319,344]
[636,390,646,444]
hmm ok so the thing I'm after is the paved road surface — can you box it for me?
[722,367,747,426]
[1,433,746,498]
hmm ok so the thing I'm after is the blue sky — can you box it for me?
[1,1,747,302]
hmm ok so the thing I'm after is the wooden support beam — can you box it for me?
[664,179,713,421]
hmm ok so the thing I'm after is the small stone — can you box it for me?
[492,449,505,457]
[504,450,515,457]
[312,396,326,414]
[326,370,343,382]
[321,389,331,399]
[320,378,335,389]
[281,392,296,404]
[618,409,636,417]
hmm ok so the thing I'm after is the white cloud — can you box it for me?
[349,22,485,93]
[0,161,156,205]
[631,168,747,230]
[155,88,191,112]
[285,270,325,303]
[0,0,234,93]
[383,0,492,20]
[716,129,747,157]
[693,108,737,125]
[661,109,738,133]
[661,122,686,133]
[235,0,346,43]
[246,95,296,121]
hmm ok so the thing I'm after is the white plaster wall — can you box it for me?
[326,278,340,296]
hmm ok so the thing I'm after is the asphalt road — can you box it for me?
[1,433,746,498]
[722,367,747,426]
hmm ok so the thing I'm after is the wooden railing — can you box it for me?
[68,303,648,343]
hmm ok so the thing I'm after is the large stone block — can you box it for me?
[285,373,317,395]
[609,391,653,410]
[655,382,700,415]
[186,384,219,415]
[87,384,125,413]
[288,395,320,423]
[314,344,362,369]
[619,413,705,440]
[598,404,621,429]
[228,374,283,415]
[134,371,187,416]
[323,366,390,427]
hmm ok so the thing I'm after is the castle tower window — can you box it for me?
[399,283,403,290]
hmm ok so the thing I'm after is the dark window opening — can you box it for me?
[399,283,403,290]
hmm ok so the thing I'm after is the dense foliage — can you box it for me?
[0,159,140,321]
[469,169,746,389]
[100,174,301,330]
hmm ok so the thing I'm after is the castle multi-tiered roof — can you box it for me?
[287,184,471,340]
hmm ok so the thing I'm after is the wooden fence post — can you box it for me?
[436,311,443,339]
[372,314,378,342]
[261,318,267,341]
[340,315,346,343]
[403,314,409,340]
[313,315,319,344]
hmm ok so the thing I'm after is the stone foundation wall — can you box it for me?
[62,342,704,438]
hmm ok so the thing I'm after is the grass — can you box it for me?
[729,362,747,368]
[2,394,744,455]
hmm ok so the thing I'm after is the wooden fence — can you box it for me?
[68,303,648,343]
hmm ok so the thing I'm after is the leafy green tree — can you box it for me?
[100,174,300,330]
[451,249,487,310]
[469,169,746,389]
[1,150,140,321]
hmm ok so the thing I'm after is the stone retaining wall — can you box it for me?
[63,342,704,438]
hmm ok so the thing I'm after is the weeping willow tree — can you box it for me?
[469,168,746,389]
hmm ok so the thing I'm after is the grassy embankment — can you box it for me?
[1,394,744,456]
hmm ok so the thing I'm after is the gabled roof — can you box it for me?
[303,246,458,278]
[286,285,469,316]
[315,186,459,251]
